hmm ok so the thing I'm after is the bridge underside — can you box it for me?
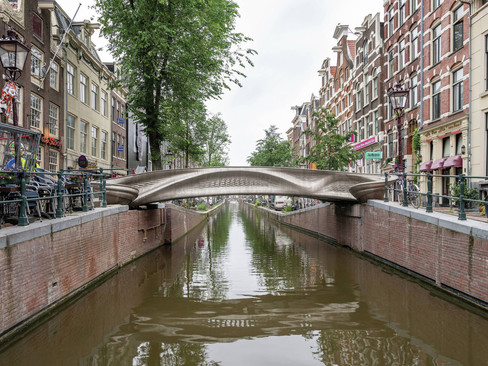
[105,167,387,208]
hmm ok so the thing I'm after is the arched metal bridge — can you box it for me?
[105,167,386,207]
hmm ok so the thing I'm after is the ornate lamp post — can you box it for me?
[388,83,409,173]
[0,28,30,169]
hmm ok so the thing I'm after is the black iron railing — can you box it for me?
[384,172,488,221]
[0,168,127,228]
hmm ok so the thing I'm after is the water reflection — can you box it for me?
[0,201,487,365]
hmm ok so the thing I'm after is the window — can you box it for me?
[388,8,394,37]
[30,94,42,129]
[356,84,362,110]
[364,74,370,105]
[48,150,58,173]
[111,97,115,122]
[33,14,42,38]
[486,35,488,91]
[50,62,58,89]
[430,141,434,160]
[410,0,417,14]
[363,41,369,64]
[453,68,463,112]
[453,7,463,52]
[101,131,107,160]
[388,133,394,157]
[111,132,116,156]
[37,146,43,168]
[432,24,441,65]
[366,115,371,138]
[80,74,87,103]
[360,119,365,140]
[456,133,463,155]
[442,137,450,157]
[91,83,98,110]
[67,115,75,150]
[101,90,107,116]
[400,0,406,25]
[116,101,120,119]
[374,111,379,135]
[399,39,406,69]
[411,26,419,60]
[91,126,98,157]
[388,49,394,78]
[31,47,42,78]
[80,121,87,153]
[67,63,75,95]
[432,80,441,120]
[48,104,58,137]
[372,69,378,99]
[410,74,418,107]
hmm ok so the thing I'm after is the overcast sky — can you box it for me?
[57,0,383,166]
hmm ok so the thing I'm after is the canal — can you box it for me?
[1,201,488,365]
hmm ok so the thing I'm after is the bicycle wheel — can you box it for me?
[408,184,421,209]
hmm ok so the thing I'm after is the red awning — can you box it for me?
[419,160,433,172]
[431,157,448,170]
[443,155,463,169]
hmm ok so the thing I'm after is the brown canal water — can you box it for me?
[1,201,488,365]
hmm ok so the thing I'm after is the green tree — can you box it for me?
[247,125,296,167]
[302,108,359,170]
[168,100,208,168]
[201,113,231,166]
[94,0,255,169]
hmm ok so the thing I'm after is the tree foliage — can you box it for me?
[247,125,296,167]
[302,108,359,170]
[201,113,231,167]
[94,0,255,169]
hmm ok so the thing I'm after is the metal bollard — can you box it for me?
[82,174,89,212]
[18,171,28,226]
[458,174,466,220]
[402,172,408,207]
[384,172,388,202]
[426,173,433,213]
[56,170,64,218]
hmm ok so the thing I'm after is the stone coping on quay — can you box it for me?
[0,205,129,249]
[368,200,488,240]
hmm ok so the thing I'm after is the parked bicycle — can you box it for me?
[389,175,421,208]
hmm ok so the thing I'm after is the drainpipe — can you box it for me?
[463,0,472,177]
[64,45,68,169]
[419,0,424,131]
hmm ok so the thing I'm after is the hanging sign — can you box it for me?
[78,155,88,168]
[365,151,382,159]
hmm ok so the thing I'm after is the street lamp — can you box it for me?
[0,28,30,80]
[0,28,30,169]
[388,83,409,173]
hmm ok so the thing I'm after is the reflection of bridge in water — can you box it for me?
[106,167,386,207]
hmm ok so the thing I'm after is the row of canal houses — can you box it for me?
[0,0,167,175]
[289,0,488,199]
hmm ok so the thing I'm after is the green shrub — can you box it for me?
[197,202,208,211]
[284,205,292,212]
[449,181,478,207]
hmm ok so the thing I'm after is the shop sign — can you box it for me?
[78,155,88,168]
[41,135,61,148]
[353,136,376,151]
[117,118,125,125]
[365,151,382,159]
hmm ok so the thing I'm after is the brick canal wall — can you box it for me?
[0,203,212,343]
[262,201,488,309]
